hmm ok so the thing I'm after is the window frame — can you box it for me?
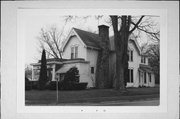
[144,72,147,83]
[70,45,78,59]
[128,49,133,62]
[91,67,94,74]
[148,73,151,82]
[128,68,134,83]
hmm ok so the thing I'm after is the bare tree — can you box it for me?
[36,15,159,90]
[109,15,160,90]
[37,26,63,59]
[37,16,73,59]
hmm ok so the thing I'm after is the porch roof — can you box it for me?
[56,66,69,74]
[31,58,89,67]
[139,64,153,73]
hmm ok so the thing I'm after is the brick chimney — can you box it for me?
[98,25,109,42]
[96,25,111,89]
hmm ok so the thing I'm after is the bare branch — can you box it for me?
[129,15,145,34]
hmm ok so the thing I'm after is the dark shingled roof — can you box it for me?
[73,28,101,49]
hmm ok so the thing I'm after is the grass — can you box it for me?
[25,87,159,105]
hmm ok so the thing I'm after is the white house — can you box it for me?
[31,25,155,88]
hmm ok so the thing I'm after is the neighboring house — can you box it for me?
[31,25,155,88]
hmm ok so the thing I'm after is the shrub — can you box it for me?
[31,81,39,90]
[74,83,88,90]
[64,67,79,82]
[46,81,62,90]
[62,67,80,90]
[25,77,31,90]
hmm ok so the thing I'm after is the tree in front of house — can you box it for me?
[110,16,144,90]
[37,16,159,91]
[110,15,159,90]
[38,49,48,90]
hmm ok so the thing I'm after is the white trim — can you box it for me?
[128,67,134,83]
[70,45,79,59]
[129,39,142,55]
[128,48,134,62]
[62,28,87,52]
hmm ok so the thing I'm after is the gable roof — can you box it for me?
[62,28,101,51]
[62,27,142,54]
[73,28,101,49]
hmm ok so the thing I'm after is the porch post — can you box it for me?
[52,64,56,81]
[147,72,149,87]
[32,65,34,81]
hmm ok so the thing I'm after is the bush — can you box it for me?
[25,77,31,90]
[31,81,39,90]
[46,81,62,90]
[61,82,87,90]
[64,67,80,83]
[74,83,88,90]
[44,67,88,90]
[61,66,80,90]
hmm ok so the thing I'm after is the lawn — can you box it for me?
[25,87,159,105]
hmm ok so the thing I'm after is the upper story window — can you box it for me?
[71,46,78,59]
[128,50,133,62]
[141,56,146,64]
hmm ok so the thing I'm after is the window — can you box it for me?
[71,47,74,59]
[71,46,78,59]
[75,46,78,58]
[128,69,133,83]
[148,73,151,82]
[91,67,94,74]
[144,72,146,83]
[141,56,146,64]
[128,50,133,62]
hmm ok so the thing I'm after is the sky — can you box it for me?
[24,14,159,65]
[25,15,113,65]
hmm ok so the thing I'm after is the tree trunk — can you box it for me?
[111,16,130,90]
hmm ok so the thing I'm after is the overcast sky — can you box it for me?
[24,14,159,65]
[25,15,113,65]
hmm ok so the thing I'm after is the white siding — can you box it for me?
[86,49,98,85]
[127,41,141,87]
[77,63,94,87]
[62,36,87,60]
[56,62,93,88]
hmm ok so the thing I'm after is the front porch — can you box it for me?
[30,58,92,87]
[138,64,155,87]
